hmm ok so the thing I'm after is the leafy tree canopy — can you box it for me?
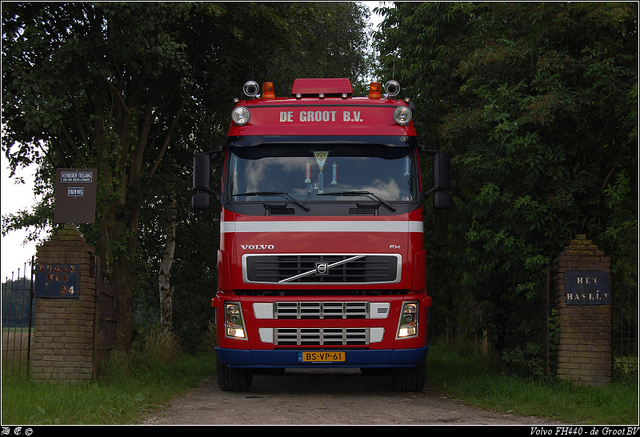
[2,2,370,351]
[374,2,637,349]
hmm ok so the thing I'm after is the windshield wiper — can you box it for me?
[232,191,310,211]
[317,191,396,212]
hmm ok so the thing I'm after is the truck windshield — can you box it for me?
[226,145,418,203]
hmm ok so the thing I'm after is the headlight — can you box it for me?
[397,301,419,339]
[224,302,247,339]
[232,106,251,126]
[393,106,412,126]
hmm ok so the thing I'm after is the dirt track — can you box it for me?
[142,368,561,426]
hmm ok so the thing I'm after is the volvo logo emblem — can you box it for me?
[241,244,275,250]
[315,262,329,275]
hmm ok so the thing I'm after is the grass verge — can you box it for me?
[426,340,638,425]
[2,334,217,425]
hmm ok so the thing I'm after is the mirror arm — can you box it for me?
[418,145,438,154]
[423,186,440,197]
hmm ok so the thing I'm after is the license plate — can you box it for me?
[298,351,346,363]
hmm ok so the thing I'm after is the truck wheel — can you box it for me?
[216,360,253,391]
[391,361,426,392]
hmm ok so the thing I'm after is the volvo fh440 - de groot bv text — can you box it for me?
[192,78,451,392]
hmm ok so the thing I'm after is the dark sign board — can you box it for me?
[565,271,610,305]
[54,168,97,224]
[35,264,80,298]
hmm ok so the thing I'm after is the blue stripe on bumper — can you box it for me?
[215,346,428,368]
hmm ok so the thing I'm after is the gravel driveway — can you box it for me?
[142,368,561,426]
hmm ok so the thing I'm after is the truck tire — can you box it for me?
[360,368,389,376]
[391,361,426,392]
[216,360,253,391]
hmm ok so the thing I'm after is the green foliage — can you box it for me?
[375,2,638,357]
[502,342,547,379]
[2,339,217,425]
[2,2,371,351]
[428,339,638,424]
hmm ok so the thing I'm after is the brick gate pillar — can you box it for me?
[31,225,97,384]
[553,234,612,386]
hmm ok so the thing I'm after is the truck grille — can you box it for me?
[252,301,390,320]
[275,327,369,346]
[243,254,401,284]
[275,301,367,319]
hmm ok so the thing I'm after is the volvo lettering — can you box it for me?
[240,245,275,250]
[192,78,451,391]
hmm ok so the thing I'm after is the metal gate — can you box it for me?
[1,258,35,378]
[502,266,554,378]
[612,275,638,379]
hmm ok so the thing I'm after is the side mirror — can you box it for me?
[433,152,450,191]
[192,192,211,210]
[193,153,212,192]
[434,191,452,210]
[192,150,223,210]
[418,147,452,209]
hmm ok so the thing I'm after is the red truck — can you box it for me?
[192,78,451,392]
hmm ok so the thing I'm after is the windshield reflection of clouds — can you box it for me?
[233,152,415,202]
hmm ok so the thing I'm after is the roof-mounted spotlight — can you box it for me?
[393,106,412,126]
[232,106,251,125]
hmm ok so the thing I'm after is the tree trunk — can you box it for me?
[98,205,138,353]
[114,259,135,352]
[159,189,177,337]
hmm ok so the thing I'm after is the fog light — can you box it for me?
[227,327,245,338]
[399,327,417,337]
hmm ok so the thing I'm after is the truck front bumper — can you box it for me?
[214,345,428,368]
